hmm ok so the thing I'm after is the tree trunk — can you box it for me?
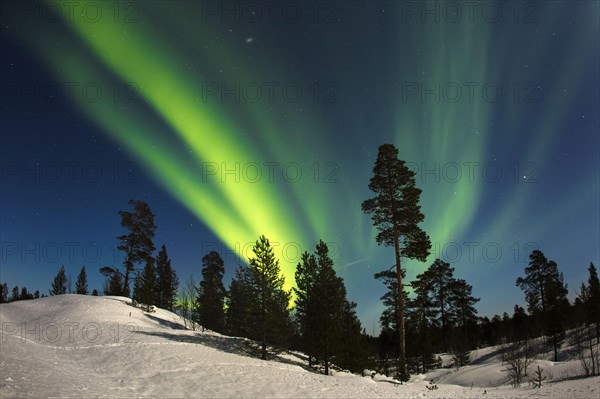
[393,225,407,380]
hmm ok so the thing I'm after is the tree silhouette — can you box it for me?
[50,265,68,296]
[362,143,431,381]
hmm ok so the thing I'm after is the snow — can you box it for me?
[1,295,598,398]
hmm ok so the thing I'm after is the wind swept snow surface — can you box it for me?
[1,295,598,398]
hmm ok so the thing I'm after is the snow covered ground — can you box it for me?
[1,295,598,398]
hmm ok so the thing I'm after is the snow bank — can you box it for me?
[1,295,598,398]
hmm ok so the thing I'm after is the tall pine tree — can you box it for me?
[362,143,431,380]
[50,265,68,296]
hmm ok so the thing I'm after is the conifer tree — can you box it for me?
[136,258,157,307]
[91,289,99,296]
[362,143,431,380]
[196,251,226,332]
[50,265,68,296]
[228,235,291,360]
[294,251,320,366]
[104,268,125,296]
[226,266,254,338]
[155,245,179,311]
[75,266,88,295]
[117,199,156,297]
[582,263,600,341]
[11,286,19,302]
[544,271,569,361]
[415,259,455,352]
[0,283,8,303]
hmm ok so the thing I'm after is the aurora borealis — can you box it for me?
[1,1,598,329]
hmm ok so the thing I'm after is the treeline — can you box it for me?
[0,265,97,303]
[0,283,43,303]
[372,251,599,377]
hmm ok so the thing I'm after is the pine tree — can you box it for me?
[75,266,88,295]
[226,267,254,338]
[294,241,363,374]
[544,271,569,361]
[516,250,564,338]
[293,251,320,366]
[155,245,179,311]
[33,290,40,299]
[313,240,347,374]
[415,259,455,353]
[448,279,479,367]
[228,235,291,360]
[20,287,33,300]
[362,143,431,380]
[136,257,156,308]
[336,300,369,373]
[11,286,19,302]
[117,199,156,297]
[50,265,68,296]
[0,283,8,303]
[196,251,226,332]
[406,286,437,373]
[583,263,600,342]
[104,268,125,296]
[516,250,556,315]
[91,289,99,296]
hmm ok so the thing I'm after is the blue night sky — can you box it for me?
[1,1,598,332]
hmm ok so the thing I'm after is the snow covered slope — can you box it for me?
[1,295,598,398]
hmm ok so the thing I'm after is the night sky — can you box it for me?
[1,1,598,332]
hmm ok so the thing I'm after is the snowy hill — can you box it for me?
[1,295,598,398]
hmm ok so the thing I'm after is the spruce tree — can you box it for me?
[196,251,226,332]
[105,268,125,296]
[0,283,8,303]
[11,286,19,302]
[117,199,156,297]
[50,265,68,295]
[136,258,157,307]
[295,241,367,374]
[415,259,455,353]
[226,266,254,338]
[362,143,431,380]
[294,251,320,367]
[91,289,99,296]
[155,245,179,311]
[75,266,88,295]
[230,235,291,360]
